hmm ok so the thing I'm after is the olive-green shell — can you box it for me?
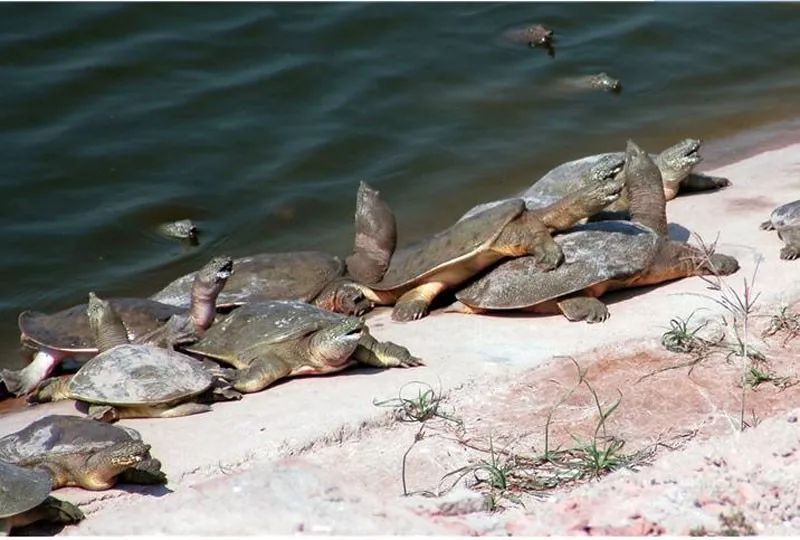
[0,461,51,519]
[150,251,344,309]
[185,300,355,364]
[456,221,659,309]
[0,415,142,465]
[67,345,213,406]
[371,199,525,291]
[19,299,184,353]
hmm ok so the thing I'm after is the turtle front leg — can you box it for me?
[556,297,610,323]
[27,374,73,403]
[780,244,800,260]
[760,219,776,231]
[232,356,292,394]
[2,350,62,396]
[493,214,563,270]
[354,331,423,368]
[679,172,732,193]
[117,457,167,485]
[5,496,84,532]
[392,282,448,322]
[536,172,625,231]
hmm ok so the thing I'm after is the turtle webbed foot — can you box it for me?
[391,299,430,322]
[532,240,564,271]
[354,338,424,368]
[37,496,85,526]
[558,297,610,323]
[780,245,799,260]
[118,458,167,485]
[760,219,776,231]
[704,253,740,275]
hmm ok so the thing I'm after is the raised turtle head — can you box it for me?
[307,316,365,369]
[87,292,130,352]
[190,255,233,333]
[655,138,702,188]
[522,24,554,47]
[589,72,622,93]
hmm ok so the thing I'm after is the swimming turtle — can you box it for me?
[345,162,626,322]
[0,415,165,490]
[760,200,800,260]
[184,300,423,394]
[503,23,554,48]
[157,219,198,242]
[557,72,622,93]
[2,256,232,397]
[0,461,83,535]
[451,140,740,322]
[460,138,729,222]
[30,293,231,421]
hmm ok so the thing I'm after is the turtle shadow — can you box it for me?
[115,482,173,497]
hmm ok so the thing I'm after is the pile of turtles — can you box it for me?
[2,137,799,534]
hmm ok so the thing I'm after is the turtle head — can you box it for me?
[589,72,622,93]
[190,256,233,334]
[655,138,702,189]
[308,317,365,369]
[522,24,554,47]
[86,292,130,352]
[314,280,374,316]
[83,440,150,490]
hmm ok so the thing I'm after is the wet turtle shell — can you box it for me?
[19,299,184,354]
[186,300,354,364]
[0,460,51,520]
[0,415,145,465]
[456,221,659,310]
[150,251,344,309]
[370,198,525,291]
[66,345,213,406]
[767,200,800,234]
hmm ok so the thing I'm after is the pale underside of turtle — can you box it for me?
[151,251,344,309]
[0,414,165,489]
[186,300,421,393]
[456,221,659,312]
[761,199,800,260]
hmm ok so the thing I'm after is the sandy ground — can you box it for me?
[3,140,800,535]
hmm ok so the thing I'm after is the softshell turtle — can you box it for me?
[184,300,423,394]
[2,256,232,397]
[760,200,800,260]
[0,461,83,535]
[151,251,371,316]
[157,219,198,242]
[557,72,622,93]
[31,293,228,422]
[345,163,626,322]
[460,138,729,222]
[452,140,740,322]
[0,415,165,490]
[503,23,554,48]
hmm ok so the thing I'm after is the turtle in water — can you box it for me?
[2,256,232,397]
[0,461,83,535]
[31,293,232,422]
[0,415,165,490]
[184,300,423,394]
[344,163,626,322]
[503,23,555,56]
[760,200,800,260]
[451,140,740,322]
[157,219,198,243]
[460,138,730,222]
[557,72,622,93]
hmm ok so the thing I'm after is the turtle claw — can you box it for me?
[780,245,799,260]
[391,300,429,322]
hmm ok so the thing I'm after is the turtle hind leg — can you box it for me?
[392,282,448,322]
[679,172,731,193]
[27,374,73,403]
[557,297,610,323]
[9,496,84,531]
[1,350,61,396]
[354,331,423,368]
